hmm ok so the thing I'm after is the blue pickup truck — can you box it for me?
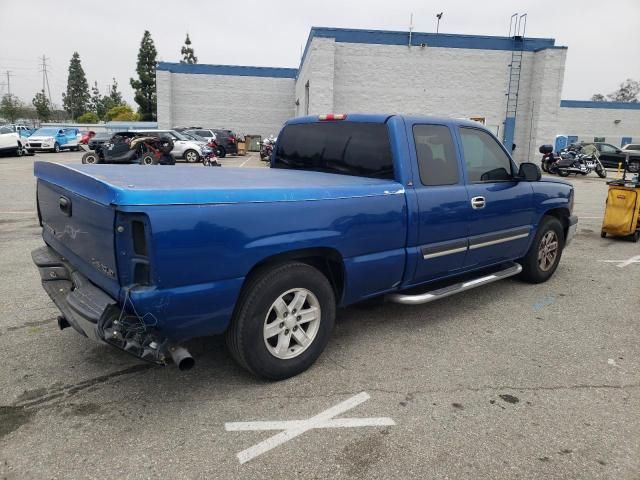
[32,114,577,379]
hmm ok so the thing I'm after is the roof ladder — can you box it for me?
[503,13,527,148]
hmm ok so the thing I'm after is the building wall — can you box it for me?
[557,103,640,147]
[295,37,336,116]
[157,68,295,137]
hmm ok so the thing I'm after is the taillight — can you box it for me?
[318,114,347,121]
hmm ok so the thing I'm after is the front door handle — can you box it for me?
[471,196,486,210]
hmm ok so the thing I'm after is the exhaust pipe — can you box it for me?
[169,346,195,371]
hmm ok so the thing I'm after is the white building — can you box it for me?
[157,27,640,161]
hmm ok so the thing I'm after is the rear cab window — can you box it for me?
[413,124,459,186]
[273,122,395,179]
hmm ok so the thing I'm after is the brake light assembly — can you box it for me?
[318,113,347,121]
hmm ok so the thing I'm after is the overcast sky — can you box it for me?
[1,0,638,109]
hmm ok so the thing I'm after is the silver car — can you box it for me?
[132,129,204,163]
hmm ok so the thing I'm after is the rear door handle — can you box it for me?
[471,196,486,210]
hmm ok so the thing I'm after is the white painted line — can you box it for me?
[238,158,251,168]
[225,391,395,464]
[599,255,640,268]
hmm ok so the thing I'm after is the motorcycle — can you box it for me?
[556,148,606,178]
[202,145,221,167]
[260,135,276,161]
[539,144,557,173]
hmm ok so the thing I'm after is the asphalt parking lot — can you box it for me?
[0,151,638,479]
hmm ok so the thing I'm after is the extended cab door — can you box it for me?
[457,126,534,268]
[410,123,471,284]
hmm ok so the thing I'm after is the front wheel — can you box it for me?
[518,216,565,284]
[81,152,100,164]
[184,149,200,163]
[596,166,607,178]
[140,154,157,165]
[53,143,60,153]
[558,170,570,177]
[226,262,336,380]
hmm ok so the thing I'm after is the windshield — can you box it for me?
[168,130,189,141]
[32,128,59,136]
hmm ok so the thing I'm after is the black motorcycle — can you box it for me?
[539,144,557,173]
[81,132,175,165]
[555,144,606,178]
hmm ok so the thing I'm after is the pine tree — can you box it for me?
[180,34,198,64]
[108,78,123,105]
[32,90,52,121]
[90,81,107,119]
[62,52,91,120]
[130,30,158,121]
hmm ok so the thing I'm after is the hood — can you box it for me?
[34,162,405,207]
[539,176,572,187]
[28,135,55,141]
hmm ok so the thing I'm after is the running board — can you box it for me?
[387,262,522,305]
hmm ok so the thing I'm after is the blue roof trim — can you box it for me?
[157,62,297,78]
[561,100,640,110]
[298,26,561,76]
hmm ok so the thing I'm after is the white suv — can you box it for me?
[132,129,204,163]
[0,125,27,156]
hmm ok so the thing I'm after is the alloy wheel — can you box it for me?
[538,230,559,272]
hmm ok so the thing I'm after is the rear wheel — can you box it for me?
[558,170,569,177]
[519,216,565,283]
[81,152,100,164]
[632,231,639,243]
[140,154,157,165]
[226,262,336,380]
[601,231,607,238]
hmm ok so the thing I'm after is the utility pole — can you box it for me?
[39,55,53,106]
[5,70,13,95]
[436,12,443,34]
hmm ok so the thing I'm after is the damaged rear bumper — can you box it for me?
[31,245,174,365]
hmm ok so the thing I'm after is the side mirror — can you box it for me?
[518,162,541,181]
[616,149,622,154]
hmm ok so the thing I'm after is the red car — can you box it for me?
[79,130,96,145]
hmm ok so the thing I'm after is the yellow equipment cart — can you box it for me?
[601,153,640,242]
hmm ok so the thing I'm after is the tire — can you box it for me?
[558,170,569,177]
[140,154,157,165]
[184,149,200,163]
[596,167,607,179]
[601,231,607,238]
[81,152,100,164]
[541,162,548,173]
[15,144,23,157]
[632,231,639,243]
[217,146,226,158]
[53,143,60,153]
[518,216,565,284]
[226,262,336,380]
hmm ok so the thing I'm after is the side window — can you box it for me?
[599,144,616,153]
[0,127,11,134]
[460,128,513,182]
[413,124,459,186]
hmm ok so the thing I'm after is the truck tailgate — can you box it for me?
[37,179,119,296]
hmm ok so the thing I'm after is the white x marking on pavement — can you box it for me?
[225,391,395,464]
[599,255,640,268]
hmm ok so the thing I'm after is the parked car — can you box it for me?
[7,124,33,137]
[621,143,640,154]
[576,142,631,169]
[79,130,96,145]
[0,125,28,156]
[31,113,576,379]
[25,127,80,153]
[183,128,238,157]
[132,129,203,162]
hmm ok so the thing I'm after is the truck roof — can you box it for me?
[287,113,484,129]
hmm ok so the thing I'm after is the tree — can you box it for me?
[590,93,606,102]
[607,78,639,103]
[0,94,24,123]
[77,111,99,123]
[90,81,107,119]
[130,30,158,121]
[101,78,125,114]
[62,52,91,120]
[32,90,52,121]
[105,104,139,121]
[180,33,198,64]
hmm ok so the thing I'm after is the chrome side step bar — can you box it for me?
[387,262,522,305]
